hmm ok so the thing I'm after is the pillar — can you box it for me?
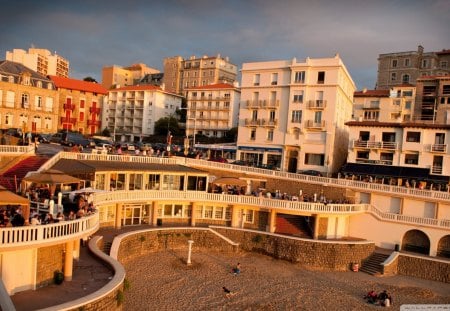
[23,203,30,226]
[268,209,277,233]
[190,202,197,227]
[313,215,320,240]
[245,180,251,195]
[151,201,158,226]
[64,241,74,281]
[231,205,240,228]
[73,239,80,260]
[115,203,122,229]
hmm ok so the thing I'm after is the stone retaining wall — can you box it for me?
[36,244,64,288]
[213,227,375,271]
[397,255,450,283]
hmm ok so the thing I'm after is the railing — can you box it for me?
[304,120,326,129]
[307,100,327,109]
[430,144,447,153]
[0,212,99,250]
[89,107,101,114]
[87,120,101,126]
[0,145,35,154]
[353,140,398,150]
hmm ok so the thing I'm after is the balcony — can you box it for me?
[304,120,326,129]
[260,119,278,127]
[63,103,75,110]
[307,100,326,109]
[245,100,262,108]
[263,100,279,108]
[363,102,380,109]
[430,144,447,153]
[89,107,101,114]
[352,140,398,150]
[355,158,393,165]
[431,165,443,174]
[244,118,261,126]
[60,117,77,124]
[87,120,101,126]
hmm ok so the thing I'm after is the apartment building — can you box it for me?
[49,76,108,135]
[0,61,58,134]
[185,83,240,142]
[376,45,450,90]
[163,55,238,95]
[6,48,69,77]
[105,85,183,142]
[352,85,416,123]
[236,55,356,173]
[101,63,160,89]
[414,75,450,123]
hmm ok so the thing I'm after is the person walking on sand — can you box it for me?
[232,263,241,275]
[223,286,236,298]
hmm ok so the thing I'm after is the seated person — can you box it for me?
[364,290,378,304]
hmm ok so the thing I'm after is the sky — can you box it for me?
[0,0,449,90]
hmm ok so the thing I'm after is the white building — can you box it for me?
[104,85,183,142]
[185,83,240,144]
[6,48,69,78]
[236,55,356,173]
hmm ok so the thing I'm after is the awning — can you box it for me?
[340,163,430,179]
[0,185,29,205]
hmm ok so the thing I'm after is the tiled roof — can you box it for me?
[49,75,108,94]
[186,83,237,90]
[354,89,390,97]
[113,85,162,91]
[0,60,51,82]
[436,49,450,55]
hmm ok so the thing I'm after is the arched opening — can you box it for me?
[401,229,430,255]
[437,235,450,258]
[287,150,299,173]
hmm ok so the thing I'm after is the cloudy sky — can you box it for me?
[1,0,449,89]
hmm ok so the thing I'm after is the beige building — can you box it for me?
[6,48,69,78]
[414,75,450,124]
[105,85,183,142]
[101,63,160,89]
[163,55,238,95]
[376,46,450,90]
[0,61,58,134]
[236,55,356,173]
[353,86,416,123]
[185,83,241,143]
[49,76,108,135]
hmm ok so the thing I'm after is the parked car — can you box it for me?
[50,133,64,144]
[298,170,323,176]
[5,128,23,137]
[60,132,91,148]
[33,133,51,143]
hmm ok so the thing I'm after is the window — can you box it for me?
[271,73,278,85]
[441,61,448,69]
[405,154,419,165]
[391,73,397,81]
[36,81,42,88]
[269,110,276,121]
[252,110,258,121]
[293,91,303,103]
[35,96,42,109]
[392,59,398,67]
[356,151,369,160]
[253,74,260,86]
[402,90,413,97]
[192,92,197,97]
[250,129,256,140]
[80,100,85,109]
[291,110,302,123]
[404,58,410,67]
[267,130,274,141]
[380,153,393,164]
[406,132,420,142]
[403,114,411,121]
[79,112,84,121]
[405,101,412,109]
[364,110,379,121]
[393,100,400,106]
[421,59,428,68]
[293,128,301,140]
[402,74,410,84]
[294,71,305,83]
[304,153,325,165]
[317,71,325,84]
[21,93,29,108]
[314,111,322,123]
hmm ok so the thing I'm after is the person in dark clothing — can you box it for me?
[223,286,236,298]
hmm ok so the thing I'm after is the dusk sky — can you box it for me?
[1,0,449,90]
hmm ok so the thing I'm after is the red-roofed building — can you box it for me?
[49,76,108,135]
[185,83,240,144]
[105,84,183,141]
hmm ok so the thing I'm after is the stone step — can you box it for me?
[360,252,390,275]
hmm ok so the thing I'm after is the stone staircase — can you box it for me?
[0,156,49,191]
[360,252,390,275]
[103,241,112,255]
[275,215,311,238]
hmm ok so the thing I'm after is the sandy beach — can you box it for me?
[123,250,450,311]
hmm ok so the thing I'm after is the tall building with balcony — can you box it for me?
[105,85,183,142]
[49,76,108,135]
[101,63,161,90]
[236,55,356,173]
[376,46,450,90]
[0,61,58,134]
[163,55,238,95]
[185,83,240,142]
[414,75,450,123]
[6,48,69,78]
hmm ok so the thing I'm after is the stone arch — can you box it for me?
[437,235,450,258]
[401,229,430,255]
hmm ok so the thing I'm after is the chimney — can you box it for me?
[363,88,367,93]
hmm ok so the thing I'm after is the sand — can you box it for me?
[123,250,450,311]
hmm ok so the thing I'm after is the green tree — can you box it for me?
[83,77,98,83]
[154,116,181,136]
[101,127,111,137]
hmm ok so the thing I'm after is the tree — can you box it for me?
[83,77,98,83]
[154,116,182,136]
[101,127,111,137]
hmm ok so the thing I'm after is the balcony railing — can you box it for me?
[0,212,99,250]
[304,120,326,129]
[262,100,279,108]
[245,100,262,108]
[60,117,77,124]
[430,144,447,153]
[307,100,326,109]
[87,120,101,126]
[363,102,380,109]
[63,103,75,110]
[89,107,101,114]
[244,118,261,126]
[353,140,398,150]
[260,119,278,127]
[431,165,443,174]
